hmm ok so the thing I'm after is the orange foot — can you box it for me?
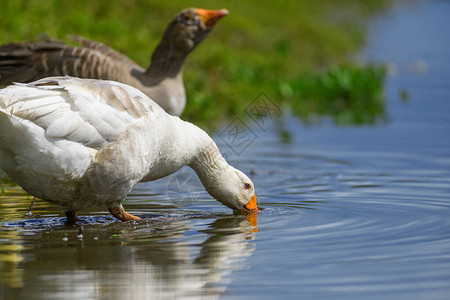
[109,206,141,222]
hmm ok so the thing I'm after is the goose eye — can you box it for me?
[184,14,194,22]
[244,183,251,190]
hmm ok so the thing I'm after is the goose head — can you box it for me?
[164,8,229,54]
[218,167,258,212]
[196,165,258,213]
[187,129,258,213]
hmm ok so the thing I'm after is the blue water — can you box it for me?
[1,1,449,299]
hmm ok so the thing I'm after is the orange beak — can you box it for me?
[242,193,258,212]
[196,8,229,27]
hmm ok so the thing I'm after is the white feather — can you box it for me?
[0,77,257,218]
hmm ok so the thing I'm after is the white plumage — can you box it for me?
[0,77,257,222]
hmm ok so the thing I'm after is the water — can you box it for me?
[1,1,450,299]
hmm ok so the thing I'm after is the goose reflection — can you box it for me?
[0,213,258,299]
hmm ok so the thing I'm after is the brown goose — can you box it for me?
[0,8,228,116]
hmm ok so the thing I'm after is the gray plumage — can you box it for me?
[0,8,228,116]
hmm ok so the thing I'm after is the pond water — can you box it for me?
[1,0,449,299]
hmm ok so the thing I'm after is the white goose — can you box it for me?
[0,77,257,223]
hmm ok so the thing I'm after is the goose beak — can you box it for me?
[196,8,229,27]
[242,193,258,212]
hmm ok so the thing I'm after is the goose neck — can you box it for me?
[185,127,229,189]
[145,38,187,79]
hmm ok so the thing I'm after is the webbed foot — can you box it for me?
[109,206,141,222]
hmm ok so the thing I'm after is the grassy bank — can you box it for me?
[0,0,389,130]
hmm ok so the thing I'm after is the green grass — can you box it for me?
[288,64,387,125]
[0,0,390,131]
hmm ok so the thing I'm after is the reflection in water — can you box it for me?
[0,213,257,299]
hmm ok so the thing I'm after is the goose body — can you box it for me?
[0,8,229,116]
[0,77,257,222]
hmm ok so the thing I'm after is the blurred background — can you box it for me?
[0,0,389,129]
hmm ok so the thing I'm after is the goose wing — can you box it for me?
[0,39,143,86]
[0,76,160,149]
[70,35,138,67]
